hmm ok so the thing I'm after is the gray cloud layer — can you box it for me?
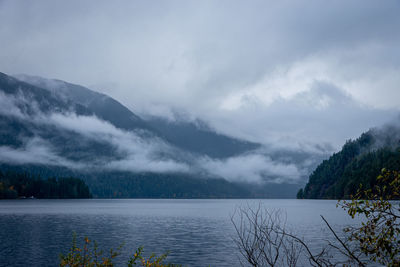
[0,90,319,183]
[0,0,399,150]
[0,137,85,169]
[0,92,190,173]
[199,153,303,184]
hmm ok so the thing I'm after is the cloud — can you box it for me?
[0,91,190,173]
[197,142,330,184]
[199,153,304,184]
[0,137,84,169]
[0,89,322,183]
[0,91,25,119]
[46,113,191,173]
[1,1,399,111]
[367,116,400,152]
[206,78,396,150]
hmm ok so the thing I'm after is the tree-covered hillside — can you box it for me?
[0,169,91,199]
[298,129,400,199]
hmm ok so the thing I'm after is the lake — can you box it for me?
[0,199,359,267]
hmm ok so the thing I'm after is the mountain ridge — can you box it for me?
[0,71,330,198]
[298,124,400,199]
[13,73,259,159]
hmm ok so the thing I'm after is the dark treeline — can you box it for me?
[298,131,400,199]
[86,172,251,198]
[0,169,92,199]
[86,172,301,199]
[0,163,300,199]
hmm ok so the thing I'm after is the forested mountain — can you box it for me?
[0,71,260,162]
[0,71,339,198]
[3,71,310,198]
[14,74,258,158]
[298,125,400,199]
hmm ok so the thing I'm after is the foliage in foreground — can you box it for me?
[234,168,400,266]
[59,233,180,267]
[339,168,400,266]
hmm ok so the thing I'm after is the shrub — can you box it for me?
[59,233,180,267]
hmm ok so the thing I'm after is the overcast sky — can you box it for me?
[1,0,399,150]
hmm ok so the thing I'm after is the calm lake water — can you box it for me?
[0,199,358,267]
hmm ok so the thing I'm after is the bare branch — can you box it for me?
[320,215,365,267]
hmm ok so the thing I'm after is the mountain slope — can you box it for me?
[15,74,153,133]
[298,125,400,199]
[0,71,331,198]
[0,71,271,198]
[0,73,122,163]
[15,74,259,158]
[145,116,260,158]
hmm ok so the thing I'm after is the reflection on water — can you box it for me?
[0,199,355,267]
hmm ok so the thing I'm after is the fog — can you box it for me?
[0,92,190,173]
[0,91,314,183]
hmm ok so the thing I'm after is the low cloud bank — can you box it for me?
[0,137,84,169]
[199,153,304,184]
[0,92,190,173]
[0,91,328,184]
